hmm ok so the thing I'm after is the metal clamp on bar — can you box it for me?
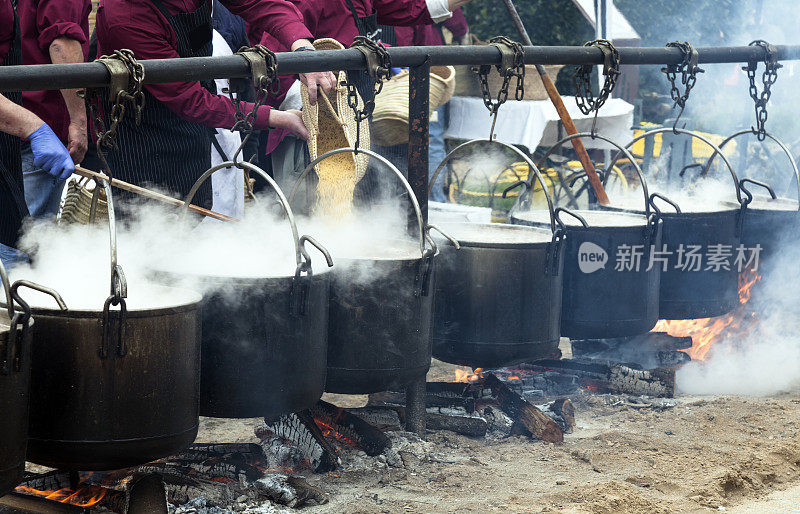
[474,36,525,140]
[575,39,621,135]
[662,41,704,132]
[347,37,392,152]
[744,40,782,141]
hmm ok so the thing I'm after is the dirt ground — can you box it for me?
[196,354,800,514]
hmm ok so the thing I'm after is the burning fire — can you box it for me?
[652,270,761,361]
[314,419,358,448]
[14,485,107,508]
[454,367,484,383]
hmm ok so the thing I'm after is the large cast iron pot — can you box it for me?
[708,129,800,261]
[290,148,438,394]
[22,179,203,470]
[0,262,34,497]
[511,133,663,339]
[616,128,745,320]
[154,161,333,421]
[428,139,566,367]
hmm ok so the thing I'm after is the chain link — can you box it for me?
[227,45,279,164]
[743,40,782,141]
[473,36,525,140]
[574,39,621,115]
[661,41,704,131]
[85,49,146,177]
[346,36,392,152]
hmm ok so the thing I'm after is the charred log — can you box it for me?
[537,398,575,434]
[483,373,564,443]
[423,411,488,438]
[257,412,339,473]
[310,400,391,456]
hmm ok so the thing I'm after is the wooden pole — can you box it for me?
[74,166,238,223]
[500,0,611,205]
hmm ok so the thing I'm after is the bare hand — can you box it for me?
[270,109,308,141]
[66,120,88,164]
[299,71,336,106]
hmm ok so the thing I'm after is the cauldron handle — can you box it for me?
[183,161,331,276]
[739,178,778,206]
[649,193,682,214]
[702,129,800,211]
[537,132,652,220]
[609,128,742,207]
[429,139,560,234]
[288,147,430,258]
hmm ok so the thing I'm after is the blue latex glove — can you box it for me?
[28,123,74,181]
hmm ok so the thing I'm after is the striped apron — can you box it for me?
[102,0,215,210]
[0,2,28,248]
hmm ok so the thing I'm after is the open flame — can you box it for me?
[454,367,484,383]
[652,270,761,361]
[314,419,358,448]
[14,485,107,508]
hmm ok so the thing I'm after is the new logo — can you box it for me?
[578,242,607,274]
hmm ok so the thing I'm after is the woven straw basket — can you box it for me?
[371,66,456,147]
[301,38,370,182]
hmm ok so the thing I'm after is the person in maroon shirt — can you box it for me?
[94,0,334,209]
[17,0,92,219]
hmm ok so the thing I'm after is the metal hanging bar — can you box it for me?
[1,44,800,93]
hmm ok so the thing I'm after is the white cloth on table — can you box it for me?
[444,96,635,151]
[208,30,245,221]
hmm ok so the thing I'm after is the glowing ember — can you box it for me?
[314,419,358,448]
[454,367,484,383]
[14,485,107,508]
[652,270,761,361]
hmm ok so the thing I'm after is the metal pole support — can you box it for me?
[405,61,429,436]
[405,378,427,435]
[408,60,431,229]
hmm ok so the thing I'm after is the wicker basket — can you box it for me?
[371,66,456,146]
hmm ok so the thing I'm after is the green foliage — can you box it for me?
[462,0,595,93]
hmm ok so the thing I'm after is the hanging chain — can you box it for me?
[84,49,146,178]
[227,45,279,164]
[473,36,525,140]
[574,39,621,135]
[661,41,704,132]
[347,36,392,152]
[744,40,782,141]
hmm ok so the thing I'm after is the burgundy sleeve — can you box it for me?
[35,0,91,52]
[374,0,434,26]
[223,0,312,50]
[97,6,272,130]
[0,0,13,65]
[443,8,468,38]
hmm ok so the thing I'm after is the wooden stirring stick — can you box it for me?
[74,166,238,223]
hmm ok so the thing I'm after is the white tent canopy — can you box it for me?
[571,0,640,41]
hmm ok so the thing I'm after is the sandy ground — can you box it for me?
[195,356,800,514]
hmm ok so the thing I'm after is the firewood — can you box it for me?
[483,373,564,443]
[608,364,675,397]
[424,412,488,438]
[310,400,391,456]
[368,389,474,411]
[537,398,575,434]
[529,358,676,398]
